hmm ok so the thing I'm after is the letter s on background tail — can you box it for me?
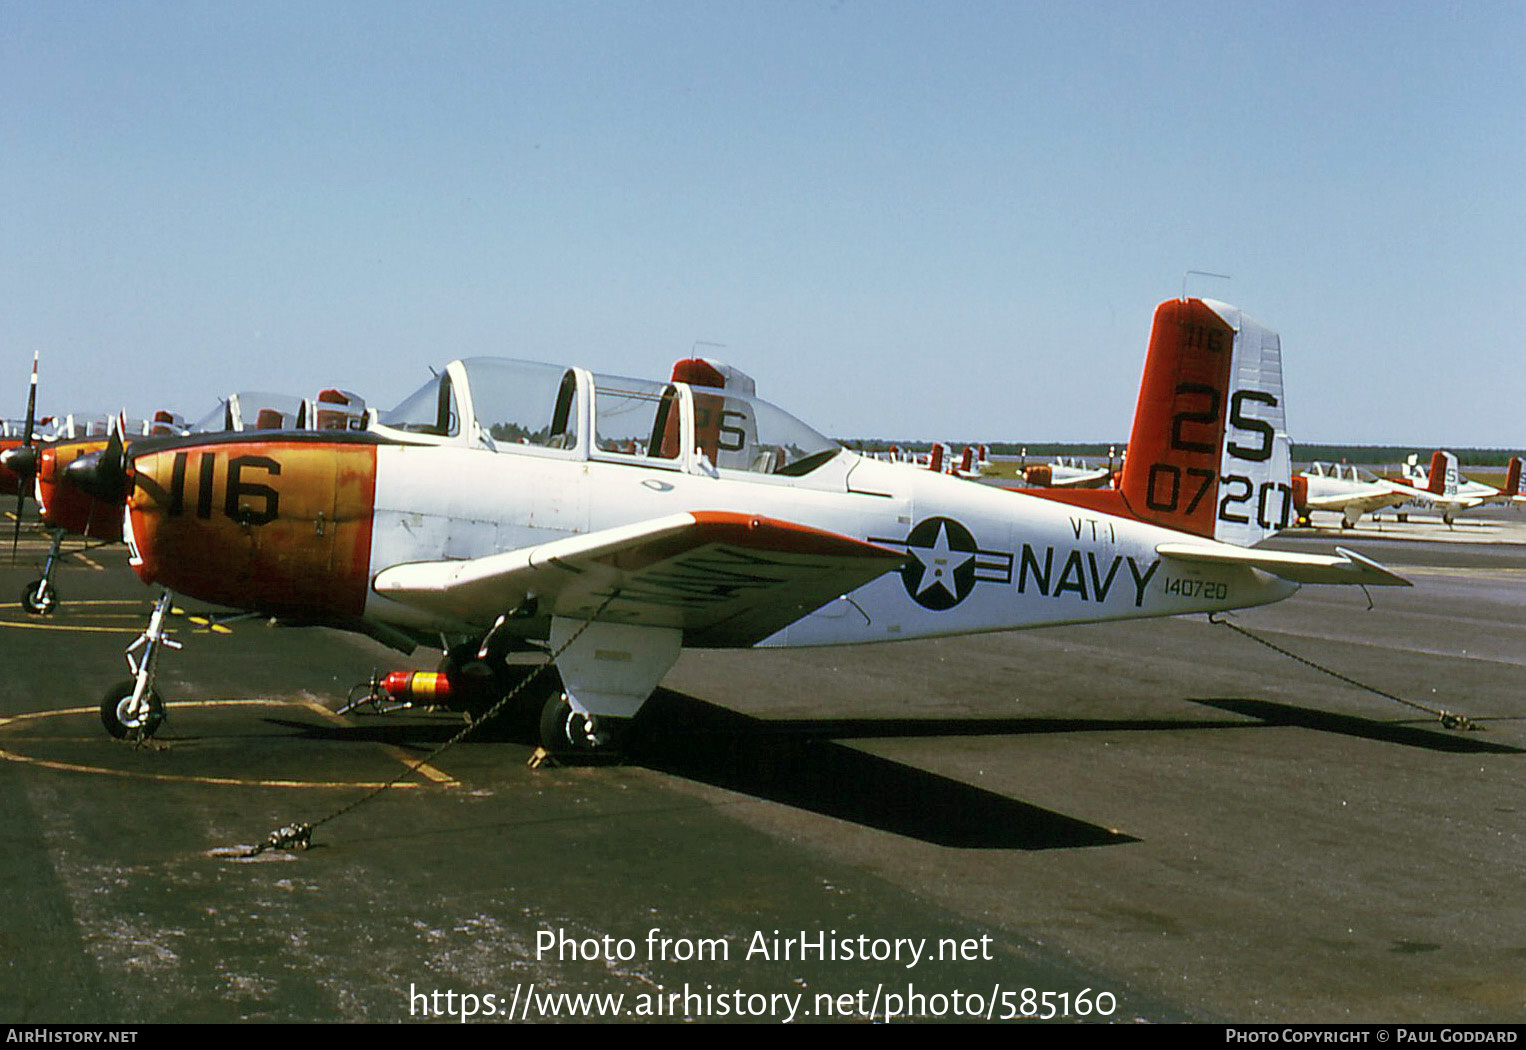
[1426,450,1459,497]
[1117,298,1293,547]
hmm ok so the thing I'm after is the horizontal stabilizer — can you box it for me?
[374,511,906,646]
[1156,542,1410,587]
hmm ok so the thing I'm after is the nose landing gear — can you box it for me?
[100,590,180,740]
[20,528,64,615]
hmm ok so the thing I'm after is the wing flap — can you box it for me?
[1157,541,1410,587]
[374,511,906,646]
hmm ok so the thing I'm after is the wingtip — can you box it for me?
[1333,547,1411,587]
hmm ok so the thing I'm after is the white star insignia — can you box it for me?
[905,521,974,601]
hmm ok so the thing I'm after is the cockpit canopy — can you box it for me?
[185,390,368,435]
[192,392,308,434]
[1307,462,1379,484]
[377,358,842,478]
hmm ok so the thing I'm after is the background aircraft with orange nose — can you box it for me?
[4,390,367,614]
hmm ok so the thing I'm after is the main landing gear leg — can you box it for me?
[529,617,677,763]
[21,528,64,615]
[100,590,179,740]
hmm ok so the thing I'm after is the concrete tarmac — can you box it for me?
[0,516,1521,1024]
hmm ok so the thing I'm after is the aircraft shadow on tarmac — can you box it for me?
[266,688,1519,851]
[270,693,1136,851]
[626,689,1136,851]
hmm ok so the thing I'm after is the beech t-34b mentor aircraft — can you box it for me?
[1390,451,1525,526]
[88,297,1406,752]
[1293,461,1412,529]
[1292,451,1525,529]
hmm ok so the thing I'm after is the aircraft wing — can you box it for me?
[1301,484,1409,517]
[373,511,907,647]
[1047,468,1112,489]
[1156,542,1410,587]
[1384,482,1487,512]
[1461,487,1503,506]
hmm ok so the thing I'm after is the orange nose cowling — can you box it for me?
[38,440,124,541]
[126,440,378,619]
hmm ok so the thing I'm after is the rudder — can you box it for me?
[1116,298,1292,545]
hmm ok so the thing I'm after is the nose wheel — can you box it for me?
[20,528,65,615]
[100,681,166,739]
[21,578,58,615]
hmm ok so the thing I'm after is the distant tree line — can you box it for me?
[1291,445,1519,467]
[843,440,1520,468]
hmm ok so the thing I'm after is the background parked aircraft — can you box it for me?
[1292,451,1523,529]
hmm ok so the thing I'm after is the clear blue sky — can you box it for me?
[3,1,1522,447]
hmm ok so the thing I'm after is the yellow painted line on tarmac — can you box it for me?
[296,696,459,786]
[0,701,452,790]
[10,610,148,618]
[180,613,235,633]
[4,599,144,608]
[0,746,433,789]
[0,617,141,634]
[0,600,236,634]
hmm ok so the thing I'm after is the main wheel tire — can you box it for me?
[538,694,627,759]
[21,579,58,616]
[100,681,165,740]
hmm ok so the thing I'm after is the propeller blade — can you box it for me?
[22,352,38,447]
[11,352,39,563]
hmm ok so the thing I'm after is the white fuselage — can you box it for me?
[362,446,1297,646]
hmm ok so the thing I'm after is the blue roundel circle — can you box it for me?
[899,517,978,610]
